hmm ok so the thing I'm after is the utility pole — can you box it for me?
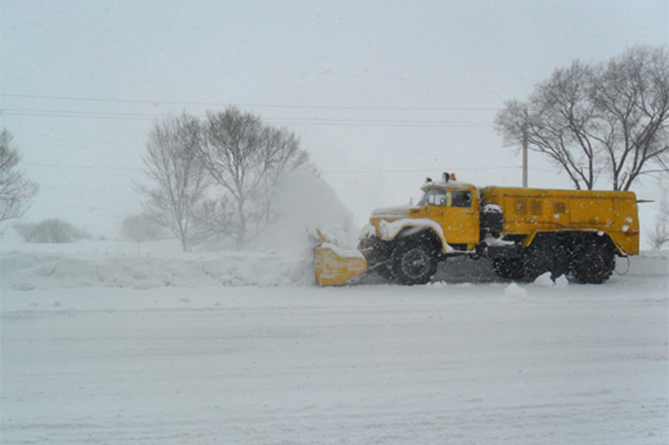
[522,124,528,188]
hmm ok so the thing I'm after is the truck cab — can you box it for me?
[412,179,480,250]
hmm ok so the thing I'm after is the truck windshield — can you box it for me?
[420,188,446,206]
[419,188,472,207]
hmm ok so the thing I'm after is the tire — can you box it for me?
[492,257,524,280]
[359,235,395,282]
[570,245,615,284]
[392,242,438,285]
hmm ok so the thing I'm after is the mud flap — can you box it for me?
[315,243,367,286]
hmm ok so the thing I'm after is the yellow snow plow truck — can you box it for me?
[315,172,639,286]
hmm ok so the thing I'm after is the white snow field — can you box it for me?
[1,241,668,444]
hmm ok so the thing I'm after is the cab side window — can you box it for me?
[449,190,472,208]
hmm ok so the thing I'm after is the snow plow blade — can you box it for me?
[315,243,367,286]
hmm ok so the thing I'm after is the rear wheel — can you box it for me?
[570,244,615,284]
[392,242,437,285]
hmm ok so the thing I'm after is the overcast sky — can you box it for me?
[2,0,668,234]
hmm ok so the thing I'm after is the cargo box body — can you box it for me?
[480,187,639,256]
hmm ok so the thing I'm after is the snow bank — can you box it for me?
[2,250,314,290]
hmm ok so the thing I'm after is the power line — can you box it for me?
[3,108,494,127]
[321,166,522,174]
[24,162,143,172]
[36,184,137,196]
[1,93,498,112]
[3,108,165,121]
[33,164,554,175]
[23,162,552,174]
[3,108,167,121]
[269,119,492,128]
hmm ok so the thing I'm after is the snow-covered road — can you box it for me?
[2,252,668,444]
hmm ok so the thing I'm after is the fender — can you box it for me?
[522,230,539,248]
[376,218,454,254]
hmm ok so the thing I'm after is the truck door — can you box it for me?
[420,188,446,220]
[442,188,479,248]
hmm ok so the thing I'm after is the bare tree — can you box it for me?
[0,129,39,222]
[137,114,210,252]
[192,196,236,240]
[590,46,669,191]
[495,46,669,191]
[195,107,309,249]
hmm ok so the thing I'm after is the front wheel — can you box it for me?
[392,242,438,285]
